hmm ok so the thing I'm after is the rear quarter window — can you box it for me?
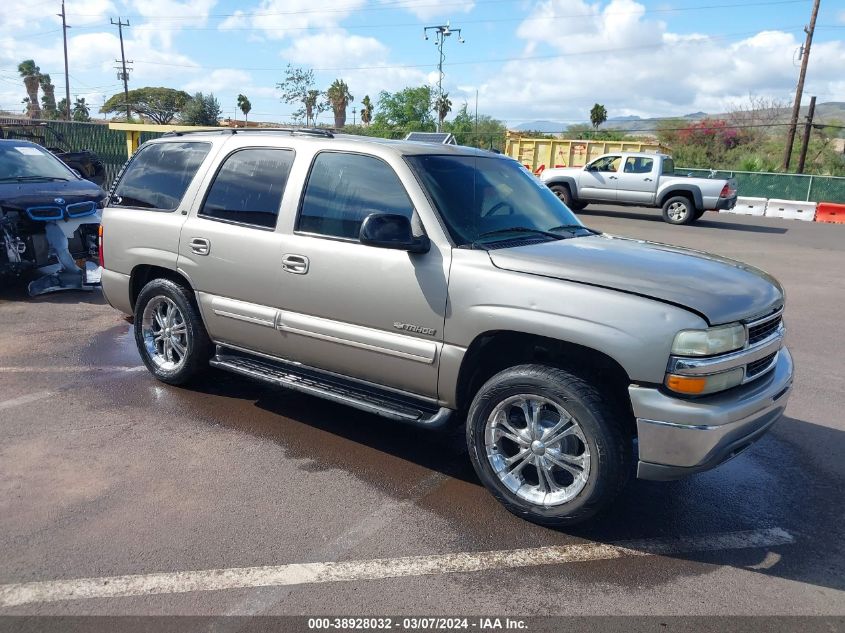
[111,142,211,211]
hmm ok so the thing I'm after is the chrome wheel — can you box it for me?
[667,201,689,222]
[484,395,591,507]
[141,296,189,371]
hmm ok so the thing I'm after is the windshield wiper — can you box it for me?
[471,226,564,249]
[548,224,601,235]
[0,175,69,182]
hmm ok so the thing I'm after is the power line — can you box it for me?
[119,26,798,73]
[64,0,810,21]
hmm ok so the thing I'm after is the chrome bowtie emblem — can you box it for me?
[54,197,65,205]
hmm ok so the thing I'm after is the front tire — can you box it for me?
[550,184,584,210]
[662,196,697,225]
[466,364,631,526]
[133,278,212,385]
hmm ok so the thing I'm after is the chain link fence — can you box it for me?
[0,118,163,189]
[680,168,845,203]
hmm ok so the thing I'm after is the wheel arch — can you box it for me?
[129,264,194,312]
[658,186,703,210]
[453,330,635,435]
[545,177,579,199]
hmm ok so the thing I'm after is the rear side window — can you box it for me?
[623,157,654,174]
[111,142,210,211]
[298,152,414,240]
[662,158,675,175]
[199,148,294,229]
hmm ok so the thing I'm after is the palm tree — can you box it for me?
[72,97,91,122]
[326,79,353,128]
[39,73,58,119]
[590,103,608,131]
[360,95,373,126]
[18,60,41,119]
[237,94,251,125]
[435,93,452,130]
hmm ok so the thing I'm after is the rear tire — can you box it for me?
[133,278,212,385]
[466,364,631,526]
[662,195,697,225]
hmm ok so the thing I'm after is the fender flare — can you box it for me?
[658,185,704,211]
[543,176,580,200]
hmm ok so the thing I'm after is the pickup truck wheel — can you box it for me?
[662,196,697,225]
[134,278,212,385]
[549,184,583,210]
[466,364,630,526]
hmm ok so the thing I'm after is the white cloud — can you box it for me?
[384,0,475,21]
[219,0,366,40]
[482,0,845,124]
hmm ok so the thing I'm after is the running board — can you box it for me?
[209,346,454,428]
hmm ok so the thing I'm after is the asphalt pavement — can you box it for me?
[0,206,843,626]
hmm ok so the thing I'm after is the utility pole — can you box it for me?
[796,95,816,174]
[475,89,479,142]
[424,22,465,132]
[111,18,132,121]
[58,0,71,120]
[782,0,820,171]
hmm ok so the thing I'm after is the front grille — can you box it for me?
[746,352,777,378]
[748,314,782,345]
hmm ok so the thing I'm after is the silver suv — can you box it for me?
[101,129,793,525]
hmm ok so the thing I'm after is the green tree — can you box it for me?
[444,104,507,149]
[237,94,252,124]
[327,79,353,128]
[18,59,41,119]
[360,95,373,126]
[435,93,452,129]
[373,86,434,132]
[590,103,607,131]
[72,97,91,122]
[277,65,327,125]
[101,87,191,124]
[181,92,222,126]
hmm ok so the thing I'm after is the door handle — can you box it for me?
[189,237,210,255]
[609,175,618,180]
[282,254,309,274]
[644,177,653,182]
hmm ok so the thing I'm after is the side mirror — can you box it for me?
[359,213,430,254]
[585,164,596,172]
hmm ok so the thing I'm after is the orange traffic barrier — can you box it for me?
[534,164,546,176]
[816,202,845,224]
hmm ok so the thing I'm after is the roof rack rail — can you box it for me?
[163,127,335,138]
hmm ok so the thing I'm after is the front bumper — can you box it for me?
[631,347,793,480]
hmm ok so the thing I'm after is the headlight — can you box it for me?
[671,323,746,357]
[666,367,744,396]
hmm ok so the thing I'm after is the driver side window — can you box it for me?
[297,152,415,240]
[591,155,621,173]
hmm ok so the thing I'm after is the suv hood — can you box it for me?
[488,234,783,325]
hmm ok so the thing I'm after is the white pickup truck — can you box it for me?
[540,152,737,225]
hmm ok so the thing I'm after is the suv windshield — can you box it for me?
[406,154,588,247]
[0,142,73,181]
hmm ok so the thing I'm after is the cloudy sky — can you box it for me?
[0,0,843,126]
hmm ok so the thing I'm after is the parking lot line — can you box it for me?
[0,527,794,608]
[0,390,54,411]
[0,366,144,373]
